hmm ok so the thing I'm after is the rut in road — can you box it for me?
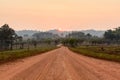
[0,47,120,80]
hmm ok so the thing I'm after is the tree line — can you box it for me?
[62,27,120,47]
[0,24,60,51]
[104,27,120,44]
[1,24,120,50]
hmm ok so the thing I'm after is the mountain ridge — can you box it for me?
[16,29,105,37]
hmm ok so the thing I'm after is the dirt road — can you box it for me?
[0,47,120,80]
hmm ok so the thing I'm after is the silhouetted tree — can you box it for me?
[0,24,16,50]
[32,39,37,48]
[104,27,120,44]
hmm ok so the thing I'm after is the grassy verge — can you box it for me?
[69,46,120,62]
[0,46,57,64]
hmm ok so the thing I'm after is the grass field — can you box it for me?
[70,46,120,62]
[0,45,57,63]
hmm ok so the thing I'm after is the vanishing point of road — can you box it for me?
[0,47,120,80]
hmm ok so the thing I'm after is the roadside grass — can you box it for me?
[0,45,57,63]
[69,46,120,62]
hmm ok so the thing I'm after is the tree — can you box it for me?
[66,32,86,39]
[104,27,120,44]
[104,29,115,40]
[32,39,37,48]
[0,24,16,50]
[17,36,24,49]
[86,33,92,38]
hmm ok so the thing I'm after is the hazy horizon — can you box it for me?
[0,0,120,31]
[15,28,106,32]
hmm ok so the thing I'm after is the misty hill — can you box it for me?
[16,30,39,37]
[47,29,70,37]
[33,32,59,40]
[81,30,105,37]
[47,29,105,37]
[16,29,105,38]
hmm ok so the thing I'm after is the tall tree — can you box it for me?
[104,27,120,44]
[0,24,16,50]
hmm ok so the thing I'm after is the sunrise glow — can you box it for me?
[0,0,120,31]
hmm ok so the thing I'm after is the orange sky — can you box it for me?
[0,0,120,31]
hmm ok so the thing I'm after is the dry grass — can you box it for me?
[0,45,57,63]
[70,46,120,62]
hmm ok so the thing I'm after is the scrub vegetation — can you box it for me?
[0,45,57,63]
[70,46,120,62]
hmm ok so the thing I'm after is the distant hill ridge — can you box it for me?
[16,29,105,37]
[81,29,105,37]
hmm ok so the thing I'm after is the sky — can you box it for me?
[0,0,120,31]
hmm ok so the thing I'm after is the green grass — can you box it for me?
[69,46,120,62]
[0,46,57,63]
